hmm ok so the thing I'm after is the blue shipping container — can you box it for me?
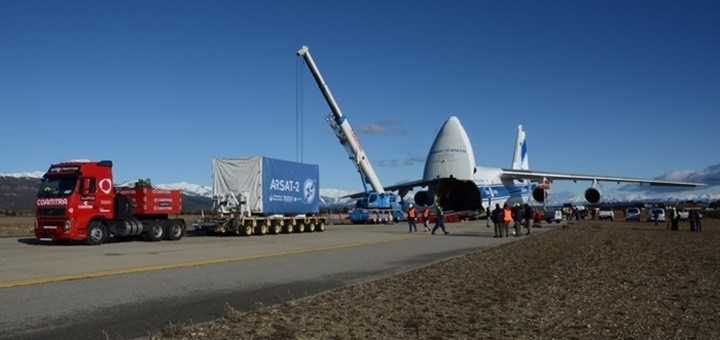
[262,157,320,215]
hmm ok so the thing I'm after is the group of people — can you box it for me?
[406,203,705,236]
[407,202,538,237]
[669,207,703,232]
[406,204,449,235]
[490,202,534,238]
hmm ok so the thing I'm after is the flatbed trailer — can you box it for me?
[195,215,326,236]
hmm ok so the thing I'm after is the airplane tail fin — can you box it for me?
[511,124,529,170]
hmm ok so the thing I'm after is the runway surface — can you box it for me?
[0,219,560,339]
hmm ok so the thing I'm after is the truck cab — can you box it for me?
[35,160,185,245]
[35,160,116,243]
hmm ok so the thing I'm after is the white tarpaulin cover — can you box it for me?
[213,157,263,213]
[212,156,319,215]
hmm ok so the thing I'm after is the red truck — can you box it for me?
[34,160,186,245]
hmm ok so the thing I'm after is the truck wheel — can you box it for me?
[165,220,185,241]
[256,222,268,236]
[296,222,305,233]
[283,223,294,234]
[306,221,315,232]
[241,222,253,236]
[144,222,164,242]
[316,221,326,232]
[85,221,107,246]
[270,221,282,234]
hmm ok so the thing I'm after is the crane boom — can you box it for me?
[296,45,385,194]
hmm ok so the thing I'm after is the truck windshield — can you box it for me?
[37,176,77,197]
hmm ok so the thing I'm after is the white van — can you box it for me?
[599,207,615,221]
[625,208,641,222]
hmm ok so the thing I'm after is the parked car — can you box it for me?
[625,208,641,222]
[598,207,615,221]
[647,208,666,222]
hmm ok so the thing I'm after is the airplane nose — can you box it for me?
[423,116,476,181]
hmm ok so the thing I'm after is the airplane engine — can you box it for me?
[413,190,434,206]
[532,187,547,203]
[584,187,601,204]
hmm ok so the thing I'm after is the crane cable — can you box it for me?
[296,56,305,163]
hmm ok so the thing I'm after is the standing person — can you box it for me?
[513,204,523,237]
[491,203,502,238]
[421,205,431,232]
[431,204,449,235]
[693,210,702,232]
[523,203,534,235]
[653,209,660,226]
[670,207,680,231]
[407,204,417,233]
[502,203,513,237]
[688,208,697,232]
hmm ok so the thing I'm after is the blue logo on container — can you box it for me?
[303,178,316,204]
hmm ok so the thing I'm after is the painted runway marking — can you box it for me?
[0,235,417,289]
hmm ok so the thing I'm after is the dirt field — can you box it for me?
[0,216,34,237]
[151,218,720,339]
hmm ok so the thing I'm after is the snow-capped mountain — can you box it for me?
[544,189,720,206]
[0,171,44,179]
[0,171,355,204]
[319,188,353,205]
[2,171,718,209]
[155,182,213,198]
[112,180,212,198]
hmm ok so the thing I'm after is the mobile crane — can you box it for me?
[297,45,403,223]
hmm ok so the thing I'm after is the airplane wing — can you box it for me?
[343,179,433,199]
[383,179,433,192]
[501,169,704,187]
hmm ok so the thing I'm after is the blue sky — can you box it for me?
[2,0,719,196]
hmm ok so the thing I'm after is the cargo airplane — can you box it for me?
[384,116,704,212]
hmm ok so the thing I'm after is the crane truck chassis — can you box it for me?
[34,160,186,245]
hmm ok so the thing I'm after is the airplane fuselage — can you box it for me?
[475,166,535,210]
[417,168,535,213]
[413,117,535,212]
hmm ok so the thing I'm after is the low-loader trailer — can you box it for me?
[34,160,186,245]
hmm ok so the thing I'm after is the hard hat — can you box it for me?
[409,204,414,207]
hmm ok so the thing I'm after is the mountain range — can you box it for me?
[1,173,718,213]
[0,174,360,213]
